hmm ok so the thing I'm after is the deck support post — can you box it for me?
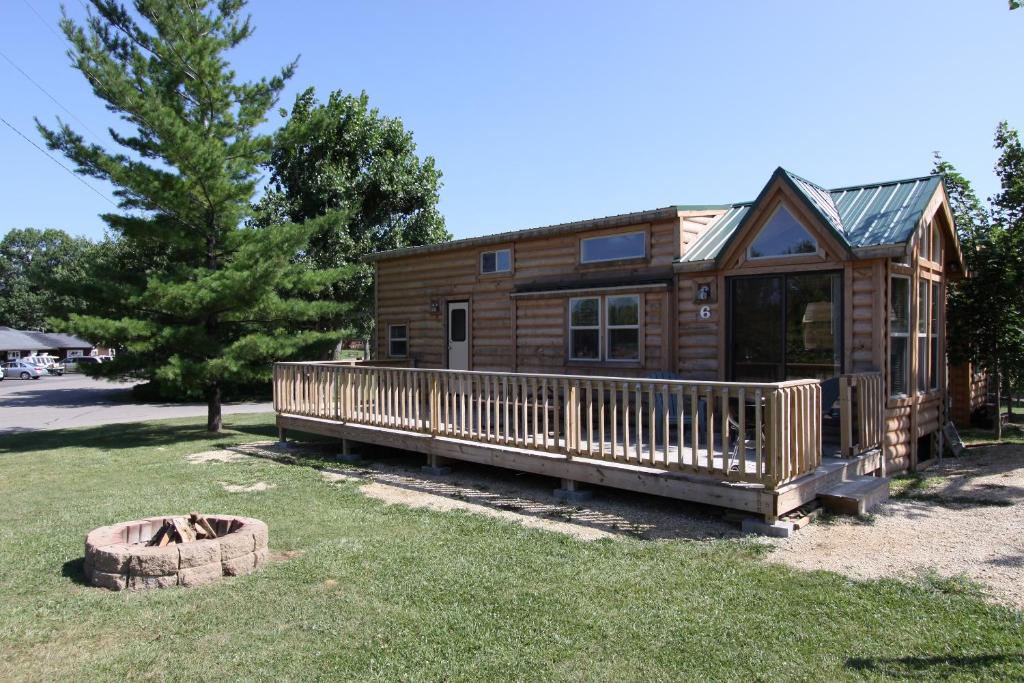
[336,438,362,463]
[421,453,452,476]
[553,478,592,503]
[277,427,286,445]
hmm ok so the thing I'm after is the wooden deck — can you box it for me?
[274,363,883,520]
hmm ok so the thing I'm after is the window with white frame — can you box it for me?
[569,297,601,360]
[605,295,640,361]
[480,248,511,274]
[890,276,910,396]
[930,281,940,391]
[580,231,646,264]
[388,324,408,358]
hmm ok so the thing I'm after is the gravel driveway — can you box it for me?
[0,374,272,433]
[768,444,1024,610]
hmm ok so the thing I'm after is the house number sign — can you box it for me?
[699,306,712,320]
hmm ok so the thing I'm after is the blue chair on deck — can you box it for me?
[648,372,706,444]
[820,377,840,419]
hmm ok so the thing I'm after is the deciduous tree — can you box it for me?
[255,88,450,339]
[0,228,93,330]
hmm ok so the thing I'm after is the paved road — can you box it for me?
[0,373,272,433]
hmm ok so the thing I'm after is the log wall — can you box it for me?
[948,362,987,426]
[375,215,714,376]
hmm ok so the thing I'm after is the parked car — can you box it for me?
[24,355,65,375]
[63,355,102,370]
[3,360,45,380]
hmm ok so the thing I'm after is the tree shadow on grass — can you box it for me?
[845,654,1024,680]
[61,557,88,586]
[0,419,278,456]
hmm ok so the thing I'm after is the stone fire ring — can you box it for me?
[83,515,269,591]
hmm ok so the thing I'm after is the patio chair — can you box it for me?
[648,371,706,444]
[820,376,840,419]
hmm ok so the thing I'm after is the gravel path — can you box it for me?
[767,444,1024,610]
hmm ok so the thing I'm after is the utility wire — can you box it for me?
[19,0,239,237]
[0,47,102,139]
[0,114,118,207]
[21,0,68,44]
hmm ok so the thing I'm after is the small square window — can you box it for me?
[388,324,408,358]
[480,249,511,274]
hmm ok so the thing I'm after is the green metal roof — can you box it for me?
[680,168,943,263]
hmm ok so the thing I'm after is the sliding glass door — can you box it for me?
[729,271,842,382]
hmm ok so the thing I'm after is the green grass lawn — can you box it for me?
[1,415,1022,681]
[961,422,1024,446]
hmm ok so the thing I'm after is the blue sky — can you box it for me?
[1,1,1021,242]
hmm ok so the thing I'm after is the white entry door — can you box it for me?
[447,301,470,370]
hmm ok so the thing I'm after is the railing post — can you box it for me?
[430,373,439,435]
[765,387,784,489]
[568,380,579,454]
[272,364,280,413]
[340,368,350,421]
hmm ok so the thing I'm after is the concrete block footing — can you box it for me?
[741,517,796,538]
[553,488,592,503]
[553,479,592,503]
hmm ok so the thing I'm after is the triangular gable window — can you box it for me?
[747,205,818,259]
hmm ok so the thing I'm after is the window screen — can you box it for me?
[890,277,910,396]
[569,297,600,359]
[480,249,511,274]
[606,295,640,361]
[388,325,408,358]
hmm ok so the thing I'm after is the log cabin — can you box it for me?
[275,167,971,527]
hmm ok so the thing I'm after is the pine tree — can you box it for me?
[39,0,347,431]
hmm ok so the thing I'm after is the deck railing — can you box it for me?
[273,363,822,489]
[838,372,884,457]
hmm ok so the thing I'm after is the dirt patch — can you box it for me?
[186,441,293,465]
[320,470,358,483]
[359,481,616,541]
[186,450,249,464]
[318,460,740,542]
[767,444,1024,610]
[219,481,276,493]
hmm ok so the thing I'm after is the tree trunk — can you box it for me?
[207,383,222,433]
[994,369,1003,442]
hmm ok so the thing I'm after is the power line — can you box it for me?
[20,0,67,45]
[18,0,234,237]
[0,114,118,207]
[17,4,208,234]
[0,48,102,139]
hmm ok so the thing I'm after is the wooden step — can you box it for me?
[818,476,889,516]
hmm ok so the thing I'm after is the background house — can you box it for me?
[0,326,95,360]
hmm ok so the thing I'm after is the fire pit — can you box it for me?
[83,513,269,591]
